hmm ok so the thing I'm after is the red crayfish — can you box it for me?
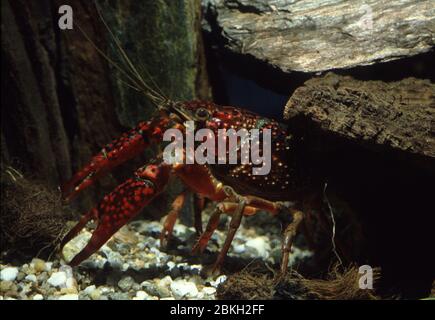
[60,15,322,276]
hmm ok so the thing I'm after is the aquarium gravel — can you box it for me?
[0,217,311,300]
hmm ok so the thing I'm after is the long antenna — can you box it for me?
[75,23,142,93]
[74,2,172,108]
[94,2,169,105]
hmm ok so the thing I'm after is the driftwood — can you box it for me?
[204,0,435,73]
[284,73,435,160]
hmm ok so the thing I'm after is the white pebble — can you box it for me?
[33,294,43,300]
[210,275,227,288]
[65,277,77,289]
[135,291,149,300]
[173,224,188,237]
[25,274,37,283]
[189,265,202,274]
[62,231,92,262]
[59,265,73,278]
[84,285,96,295]
[90,289,101,300]
[170,280,198,299]
[1,267,19,281]
[44,262,53,272]
[58,294,79,300]
[160,275,173,286]
[99,286,113,294]
[245,237,271,259]
[233,244,246,254]
[202,287,216,295]
[47,271,67,287]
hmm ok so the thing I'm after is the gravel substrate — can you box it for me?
[0,213,312,300]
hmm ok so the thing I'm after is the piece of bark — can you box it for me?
[204,0,435,73]
[1,0,67,185]
[284,73,435,160]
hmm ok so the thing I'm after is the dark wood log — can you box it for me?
[284,73,435,162]
[1,0,68,185]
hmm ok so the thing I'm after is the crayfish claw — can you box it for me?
[60,120,167,201]
[62,163,171,266]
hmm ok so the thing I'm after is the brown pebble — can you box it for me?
[60,287,78,295]
[32,259,46,273]
[0,281,13,293]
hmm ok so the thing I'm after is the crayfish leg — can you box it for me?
[192,206,222,255]
[280,210,304,276]
[210,200,246,274]
[193,194,205,236]
[192,203,258,255]
[160,191,187,249]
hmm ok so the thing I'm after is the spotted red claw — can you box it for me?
[61,119,169,202]
[61,163,171,267]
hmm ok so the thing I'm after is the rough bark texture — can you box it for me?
[284,73,435,161]
[1,0,209,205]
[204,0,435,73]
[1,0,71,186]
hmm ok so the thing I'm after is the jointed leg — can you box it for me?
[192,206,222,254]
[194,194,205,236]
[193,186,292,273]
[211,198,246,273]
[280,210,304,275]
[160,191,187,248]
[177,165,304,275]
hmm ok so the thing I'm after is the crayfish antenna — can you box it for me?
[75,2,170,108]
[94,3,168,105]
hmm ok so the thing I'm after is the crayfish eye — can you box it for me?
[195,108,210,121]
